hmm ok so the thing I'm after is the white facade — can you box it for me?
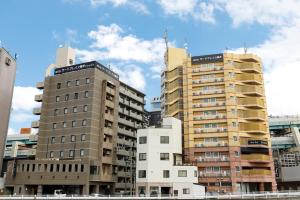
[136,117,205,197]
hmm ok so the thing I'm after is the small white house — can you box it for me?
[136,117,205,198]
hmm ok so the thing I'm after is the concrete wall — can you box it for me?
[0,48,17,176]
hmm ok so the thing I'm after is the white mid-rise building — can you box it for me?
[136,117,205,197]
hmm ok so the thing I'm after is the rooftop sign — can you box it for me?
[191,54,223,64]
[54,61,119,80]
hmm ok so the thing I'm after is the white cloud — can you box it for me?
[157,0,216,23]
[12,86,40,112]
[90,0,150,14]
[11,113,34,123]
[110,63,146,91]
[214,0,300,27]
[8,128,18,135]
[76,23,167,88]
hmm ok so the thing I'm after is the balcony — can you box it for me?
[196,156,229,162]
[242,169,272,176]
[237,86,264,96]
[238,110,265,121]
[115,182,131,189]
[36,81,44,89]
[104,127,113,136]
[34,94,43,102]
[106,87,116,96]
[194,127,227,134]
[105,100,114,108]
[236,63,261,73]
[195,142,228,148]
[193,114,226,121]
[118,128,136,138]
[192,66,224,73]
[32,107,41,115]
[193,89,224,96]
[105,114,114,122]
[192,77,224,84]
[237,74,262,84]
[238,97,265,108]
[241,154,270,162]
[117,149,130,156]
[119,118,135,127]
[240,138,268,147]
[198,170,231,177]
[103,142,113,150]
[31,121,39,128]
[102,156,113,164]
[193,101,225,108]
[239,123,267,134]
[116,159,126,166]
[117,138,132,147]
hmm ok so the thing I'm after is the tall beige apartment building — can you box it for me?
[5,47,145,195]
[0,48,17,176]
[161,47,276,193]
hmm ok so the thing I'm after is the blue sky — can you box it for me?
[1,0,300,134]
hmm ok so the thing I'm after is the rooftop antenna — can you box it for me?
[243,42,248,54]
[184,38,188,51]
[164,29,169,49]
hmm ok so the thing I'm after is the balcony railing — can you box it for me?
[36,81,44,89]
[192,66,224,73]
[32,107,41,115]
[193,89,224,96]
[193,114,226,120]
[31,121,40,128]
[237,74,262,84]
[198,170,231,177]
[241,169,272,176]
[194,127,227,134]
[236,63,261,73]
[193,101,226,108]
[241,154,270,162]
[237,86,263,96]
[194,142,228,148]
[34,94,43,102]
[238,110,265,120]
[239,123,267,133]
[192,77,224,84]
[196,156,229,162]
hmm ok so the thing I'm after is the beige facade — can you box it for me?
[0,48,17,176]
[5,59,145,195]
[161,47,276,193]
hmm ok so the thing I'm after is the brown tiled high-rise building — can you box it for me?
[0,47,17,176]
[161,47,276,193]
[5,47,145,195]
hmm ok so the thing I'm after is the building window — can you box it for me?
[63,122,67,128]
[138,170,146,178]
[57,83,61,89]
[53,123,57,129]
[51,137,55,144]
[139,136,147,144]
[236,166,241,172]
[84,91,89,98]
[56,96,60,102]
[178,170,187,177]
[61,136,65,143]
[194,170,198,177]
[160,153,169,160]
[80,149,84,157]
[139,153,146,161]
[71,135,76,142]
[75,80,79,86]
[54,109,59,116]
[163,170,170,178]
[82,119,87,126]
[67,81,71,87]
[160,136,169,144]
[64,108,68,114]
[81,134,86,141]
[49,151,54,158]
[235,151,240,157]
[72,121,76,127]
[183,188,190,194]
[233,136,238,141]
[60,151,64,158]
[74,93,78,99]
[86,78,90,84]
[73,107,77,113]
[69,150,74,157]
[65,94,69,101]
[83,105,88,112]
